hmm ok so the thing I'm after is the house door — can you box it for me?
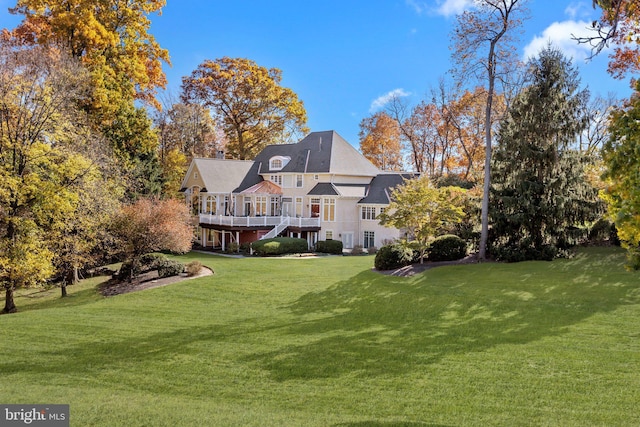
[343,232,354,249]
[282,200,292,216]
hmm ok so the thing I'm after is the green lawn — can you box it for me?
[1,247,639,426]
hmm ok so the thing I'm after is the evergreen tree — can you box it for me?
[490,45,601,261]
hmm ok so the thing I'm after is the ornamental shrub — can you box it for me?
[140,253,168,272]
[185,260,204,277]
[252,237,308,256]
[427,235,467,261]
[374,243,413,270]
[316,239,343,254]
[158,260,185,278]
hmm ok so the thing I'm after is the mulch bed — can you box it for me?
[377,254,480,277]
[99,267,213,296]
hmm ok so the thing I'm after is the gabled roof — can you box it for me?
[308,183,340,196]
[253,131,381,176]
[240,180,283,195]
[182,158,254,194]
[359,173,418,204]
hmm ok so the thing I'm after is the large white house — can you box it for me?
[181,130,414,251]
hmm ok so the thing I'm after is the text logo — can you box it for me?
[1,405,69,427]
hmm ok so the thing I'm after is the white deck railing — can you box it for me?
[199,214,320,229]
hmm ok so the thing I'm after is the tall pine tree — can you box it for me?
[490,45,601,261]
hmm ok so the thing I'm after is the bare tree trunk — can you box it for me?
[2,286,17,314]
[479,42,497,261]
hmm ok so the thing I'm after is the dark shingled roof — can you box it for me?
[359,173,417,204]
[252,130,380,176]
[307,183,340,196]
[253,131,334,174]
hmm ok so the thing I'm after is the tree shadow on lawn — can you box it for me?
[246,249,640,381]
[3,249,637,392]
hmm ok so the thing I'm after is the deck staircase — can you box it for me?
[260,218,289,240]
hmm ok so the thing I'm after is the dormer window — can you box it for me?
[269,156,290,171]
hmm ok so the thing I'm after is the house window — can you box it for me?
[379,207,386,217]
[205,196,216,214]
[363,231,375,249]
[271,159,282,170]
[295,197,303,217]
[323,198,335,222]
[310,198,320,218]
[361,206,376,220]
[270,175,282,186]
[326,230,333,240]
[269,156,290,171]
[314,174,319,180]
[244,197,252,216]
[270,197,280,216]
[256,196,267,216]
[296,174,303,188]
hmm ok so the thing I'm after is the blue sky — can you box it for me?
[0,0,633,146]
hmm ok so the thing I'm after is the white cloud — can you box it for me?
[436,0,474,17]
[522,20,596,62]
[564,2,591,20]
[406,0,473,17]
[369,89,411,113]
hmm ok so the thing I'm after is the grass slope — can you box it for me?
[1,247,639,426]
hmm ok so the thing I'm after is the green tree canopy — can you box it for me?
[490,45,601,261]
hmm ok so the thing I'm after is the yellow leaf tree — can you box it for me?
[181,57,308,160]
[0,40,97,313]
[10,0,170,117]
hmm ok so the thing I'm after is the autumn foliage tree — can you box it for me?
[358,111,403,170]
[0,41,95,313]
[10,0,170,116]
[181,57,308,160]
[111,198,193,280]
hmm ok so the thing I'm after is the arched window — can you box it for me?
[269,156,290,171]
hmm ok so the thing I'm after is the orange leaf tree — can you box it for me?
[358,111,404,171]
[181,57,308,160]
[111,198,193,280]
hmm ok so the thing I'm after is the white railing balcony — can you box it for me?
[199,214,321,229]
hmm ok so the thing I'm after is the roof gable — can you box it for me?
[183,158,255,193]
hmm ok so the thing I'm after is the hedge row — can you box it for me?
[375,235,467,270]
[251,237,308,256]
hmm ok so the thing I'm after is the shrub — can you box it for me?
[158,260,185,278]
[428,235,467,262]
[252,237,308,256]
[406,240,425,263]
[140,253,168,272]
[589,218,620,246]
[374,243,413,270]
[490,238,557,262]
[315,239,343,254]
[185,261,204,277]
[367,246,378,255]
[225,242,240,253]
[350,244,365,255]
